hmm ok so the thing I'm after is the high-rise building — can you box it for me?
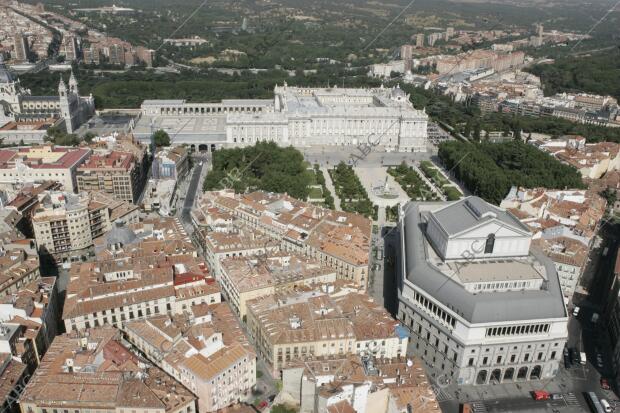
[12,33,29,63]
[108,43,125,65]
[63,35,79,61]
[397,197,568,386]
[83,45,101,64]
[400,44,414,61]
[415,33,425,48]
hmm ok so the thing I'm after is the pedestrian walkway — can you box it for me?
[320,166,341,210]
[564,392,580,406]
[411,163,446,201]
[470,401,488,413]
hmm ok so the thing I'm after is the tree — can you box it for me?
[153,130,171,147]
[473,122,482,142]
[463,119,472,138]
[83,132,96,143]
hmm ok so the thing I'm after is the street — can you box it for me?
[178,153,210,232]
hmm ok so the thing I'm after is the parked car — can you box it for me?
[601,398,612,413]
[580,352,587,365]
[573,306,580,317]
[600,378,611,390]
[532,390,550,401]
[550,394,563,400]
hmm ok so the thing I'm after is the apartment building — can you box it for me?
[246,289,408,376]
[198,226,278,279]
[0,353,28,413]
[0,239,40,297]
[5,181,62,236]
[76,150,143,202]
[501,186,606,297]
[0,277,58,373]
[0,145,91,193]
[501,187,606,245]
[534,237,588,299]
[606,250,620,389]
[125,301,256,412]
[219,252,337,317]
[282,355,441,413]
[18,326,197,413]
[62,217,217,332]
[31,191,109,258]
[397,197,568,386]
[195,191,372,289]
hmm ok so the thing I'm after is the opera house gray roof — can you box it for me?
[400,199,567,325]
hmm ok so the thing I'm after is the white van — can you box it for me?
[601,398,612,413]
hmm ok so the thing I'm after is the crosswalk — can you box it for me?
[470,401,488,413]
[432,387,454,402]
[564,392,580,406]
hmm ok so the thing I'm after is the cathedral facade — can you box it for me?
[0,57,95,133]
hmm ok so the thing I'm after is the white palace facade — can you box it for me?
[136,83,428,152]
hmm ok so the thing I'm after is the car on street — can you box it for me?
[532,390,550,400]
[550,393,563,400]
[573,306,580,317]
[597,354,604,368]
[592,312,600,323]
[600,378,611,390]
[601,398,612,412]
[257,401,268,410]
[580,352,587,365]
[564,353,571,368]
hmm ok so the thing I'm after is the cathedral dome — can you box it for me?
[106,220,138,248]
[390,84,406,100]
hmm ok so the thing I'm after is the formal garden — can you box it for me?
[329,162,377,219]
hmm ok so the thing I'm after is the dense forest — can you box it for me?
[202,142,312,200]
[438,140,585,204]
[526,52,620,100]
[23,0,620,68]
[19,67,379,109]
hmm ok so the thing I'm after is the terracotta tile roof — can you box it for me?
[181,343,249,381]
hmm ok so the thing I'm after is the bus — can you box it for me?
[584,391,605,413]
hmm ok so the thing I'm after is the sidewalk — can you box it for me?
[321,166,341,210]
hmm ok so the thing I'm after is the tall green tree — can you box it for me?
[153,130,171,147]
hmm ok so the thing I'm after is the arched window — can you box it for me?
[484,233,495,254]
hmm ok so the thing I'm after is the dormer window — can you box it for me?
[484,233,495,254]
